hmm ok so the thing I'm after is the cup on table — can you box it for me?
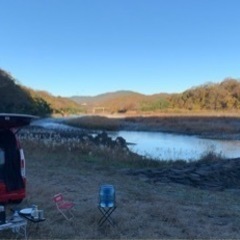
[38,210,44,219]
[31,209,38,219]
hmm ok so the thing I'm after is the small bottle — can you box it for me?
[31,205,38,219]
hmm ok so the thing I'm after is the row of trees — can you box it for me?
[140,78,240,112]
[0,69,53,116]
[171,78,240,110]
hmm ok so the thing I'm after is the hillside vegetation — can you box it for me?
[1,67,240,115]
[0,68,83,116]
[72,78,240,114]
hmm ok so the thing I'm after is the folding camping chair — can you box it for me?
[98,184,117,226]
[53,193,75,221]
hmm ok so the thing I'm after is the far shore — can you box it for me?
[60,113,240,140]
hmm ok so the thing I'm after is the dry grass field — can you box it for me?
[0,114,240,239]
[1,135,240,239]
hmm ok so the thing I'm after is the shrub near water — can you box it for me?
[26,142,163,170]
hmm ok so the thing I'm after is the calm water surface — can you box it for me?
[110,131,240,161]
[32,118,240,161]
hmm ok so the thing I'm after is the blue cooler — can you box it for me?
[99,185,115,208]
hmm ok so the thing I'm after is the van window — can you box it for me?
[0,148,4,181]
[0,149,4,165]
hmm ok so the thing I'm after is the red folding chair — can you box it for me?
[53,193,75,221]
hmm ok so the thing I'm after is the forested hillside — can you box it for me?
[168,78,240,111]
[72,78,240,113]
[137,78,240,112]
[0,69,83,116]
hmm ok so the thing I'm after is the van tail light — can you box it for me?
[20,148,26,177]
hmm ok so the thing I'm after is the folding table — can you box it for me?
[0,219,27,240]
[18,207,46,237]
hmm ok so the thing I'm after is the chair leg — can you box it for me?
[98,207,116,226]
[58,208,74,221]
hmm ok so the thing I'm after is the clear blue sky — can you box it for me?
[1,0,239,97]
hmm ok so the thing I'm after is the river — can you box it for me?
[110,131,240,161]
[32,118,240,161]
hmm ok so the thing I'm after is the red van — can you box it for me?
[0,113,37,204]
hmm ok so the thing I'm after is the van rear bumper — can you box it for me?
[0,189,26,203]
[0,180,26,203]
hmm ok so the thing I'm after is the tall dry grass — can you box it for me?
[65,115,123,131]
[1,137,240,239]
[64,114,240,139]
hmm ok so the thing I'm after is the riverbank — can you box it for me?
[63,114,240,140]
[18,124,240,192]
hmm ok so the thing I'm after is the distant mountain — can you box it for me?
[71,90,145,104]
[70,90,168,113]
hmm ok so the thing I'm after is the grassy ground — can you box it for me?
[1,138,240,239]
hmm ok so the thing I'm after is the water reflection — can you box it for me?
[111,131,240,161]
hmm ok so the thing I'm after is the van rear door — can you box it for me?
[0,113,38,129]
[0,113,37,203]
